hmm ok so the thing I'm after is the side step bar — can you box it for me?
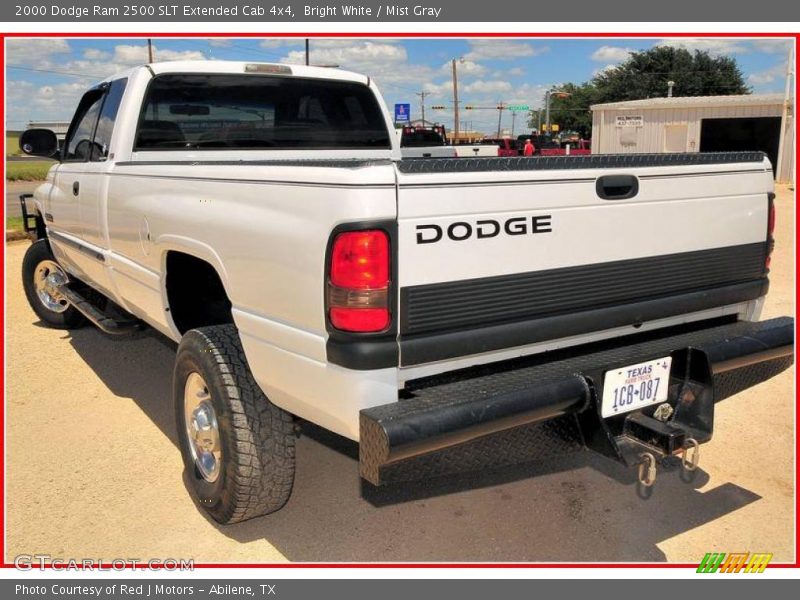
[360,317,794,486]
[55,283,141,335]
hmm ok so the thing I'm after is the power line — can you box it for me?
[6,65,108,79]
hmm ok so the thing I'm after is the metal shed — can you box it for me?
[591,94,794,183]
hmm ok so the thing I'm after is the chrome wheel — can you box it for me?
[184,372,222,483]
[33,260,69,313]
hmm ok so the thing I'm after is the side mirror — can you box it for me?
[19,129,59,158]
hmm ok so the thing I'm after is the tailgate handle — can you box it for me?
[596,175,639,200]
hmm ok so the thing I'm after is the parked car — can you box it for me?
[19,60,793,524]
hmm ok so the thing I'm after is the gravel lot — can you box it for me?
[4,185,795,564]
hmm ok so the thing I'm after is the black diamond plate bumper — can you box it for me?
[359,316,794,485]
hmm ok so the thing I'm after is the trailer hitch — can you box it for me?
[681,437,700,471]
[638,452,657,487]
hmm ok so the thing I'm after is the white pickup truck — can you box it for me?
[19,60,793,524]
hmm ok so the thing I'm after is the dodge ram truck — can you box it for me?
[18,60,794,524]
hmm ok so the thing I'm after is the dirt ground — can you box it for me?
[4,185,795,564]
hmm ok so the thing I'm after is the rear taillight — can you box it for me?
[768,198,776,236]
[766,192,776,271]
[327,230,391,332]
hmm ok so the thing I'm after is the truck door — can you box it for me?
[47,83,114,295]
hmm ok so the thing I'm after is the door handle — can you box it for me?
[596,174,639,200]
[72,181,80,196]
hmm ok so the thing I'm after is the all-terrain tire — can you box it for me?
[21,239,85,329]
[174,324,296,524]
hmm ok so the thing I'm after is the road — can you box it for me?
[4,185,795,563]
[5,181,39,218]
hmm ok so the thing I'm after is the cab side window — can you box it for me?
[92,78,127,161]
[63,89,104,162]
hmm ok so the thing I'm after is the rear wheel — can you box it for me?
[174,324,296,524]
[21,240,85,329]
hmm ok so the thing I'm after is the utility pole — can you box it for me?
[544,90,551,135]
[452,58,460,144]
[775,45,794,183]
[511,111,517,137]
[305,39,310,66]
[496,102,505,138]
[147,38,154,63]
[416,90,428,125]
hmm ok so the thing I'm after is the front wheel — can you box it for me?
[174,324,296,524]
[21,239,85,329]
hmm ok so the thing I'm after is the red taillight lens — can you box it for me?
[766,193,776,272]
[328,230,391,333]
[768,201,776,236]
[330,307,390,332]
[330,230,389,289]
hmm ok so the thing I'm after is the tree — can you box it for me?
[528,82,596,137]
[531,46,751,138]
[591,46,750,103]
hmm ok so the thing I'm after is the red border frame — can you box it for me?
[1,30,797,571]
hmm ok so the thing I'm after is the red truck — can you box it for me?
[539,138,592,156]
[481,137,522,157]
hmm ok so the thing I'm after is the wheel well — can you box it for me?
[165,252,233,335]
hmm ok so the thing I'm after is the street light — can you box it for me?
[544,88,570,136]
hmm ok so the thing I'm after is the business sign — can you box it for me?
[394,103,411,122]
[616,115,644,127]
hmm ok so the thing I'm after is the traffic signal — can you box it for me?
[430,105,446,110]
[464,105,475,110]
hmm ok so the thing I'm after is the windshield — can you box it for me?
[135,73,392,151]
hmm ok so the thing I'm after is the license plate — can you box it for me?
[601,356,672,418]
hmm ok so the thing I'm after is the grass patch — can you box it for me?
[7,216,25,232]
[5,161,53,181]
[6,133,22,157]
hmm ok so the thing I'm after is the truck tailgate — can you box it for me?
[395,152,774,366]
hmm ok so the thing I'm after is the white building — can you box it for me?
[27,121,70,142]
[591,94,794,183]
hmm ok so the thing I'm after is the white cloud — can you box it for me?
[507,67,525,77]
[593,63,618,77]
[441,59,487,77]
[278,40,439,103]
[591,45,634,63]
[748,61,789,86]
[6,38,70,66]
[111,44,205,64]
[209,38,232,48]
[7,80,89,123]
[282,40,407,70]
[463,80,513,95]
[656,39,750,56]
[464,40,549,61]
[751,39,793,54]
[259,38,304,49]
[82,48,111,60]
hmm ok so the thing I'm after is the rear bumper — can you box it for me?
[359,316,794,485]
